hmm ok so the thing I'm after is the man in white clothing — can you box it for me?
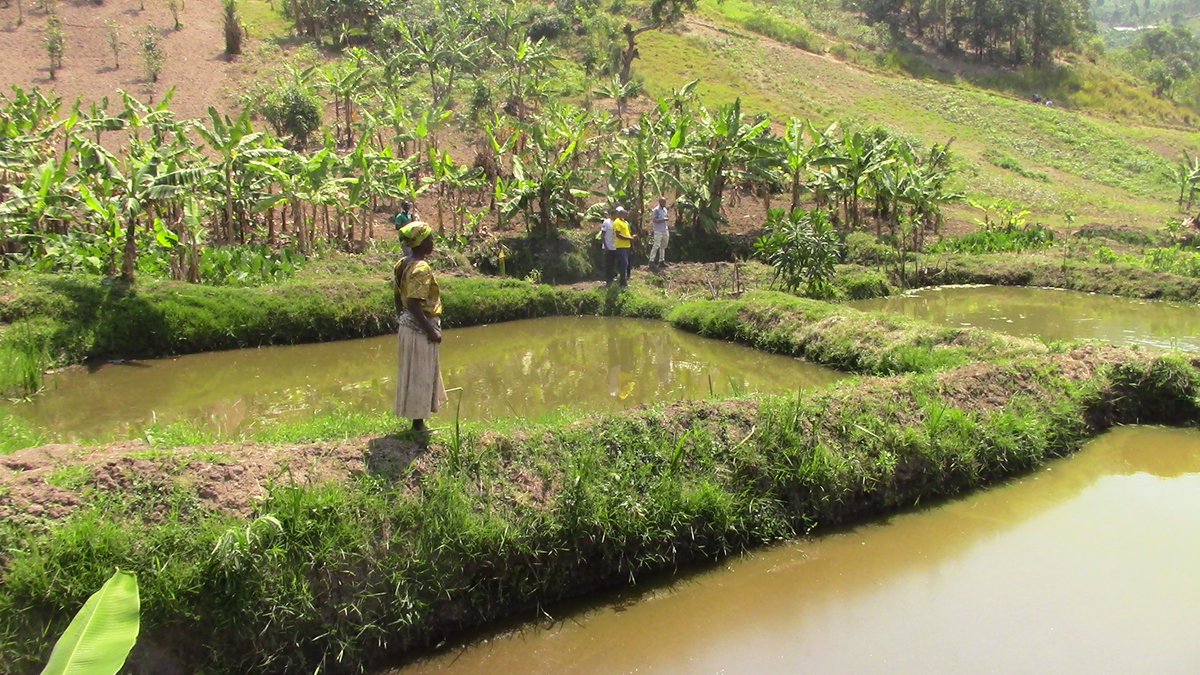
[599,210,617,285]
[649,197,670,266]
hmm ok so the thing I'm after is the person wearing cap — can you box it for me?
[613,206,635,287]
[393,222,447,433]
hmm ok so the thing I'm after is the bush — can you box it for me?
[489,230,597,284]
[223,0,243,56]
[140,27,165,83]
[844,232,896,266]
[754,207,840,296]
[927,223,1055,254]
[261,85,322,147]
[837,268,892,300]
[525,6,569,41]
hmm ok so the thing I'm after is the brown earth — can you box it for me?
[0,0,264,120]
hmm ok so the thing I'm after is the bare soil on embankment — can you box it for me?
[0,343,1136,528]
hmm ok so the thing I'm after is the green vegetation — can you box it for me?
[6,2,1200,669]
[2,318,1196,672]
[668,291,1043,374]
[139,28,164,84]
[0,410,46,455]
[755,207,840,296]
[861,0,1093,66]
[44,15,65,81]
[42,571,140,675]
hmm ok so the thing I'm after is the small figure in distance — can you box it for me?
[393,222,447,435]
[394,200,418,230]
[394,200,420,257]
[649,196,670,270]
[599,208,618,286]
[613,206,636,288]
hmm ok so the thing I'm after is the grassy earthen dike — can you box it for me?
[2,271,1199,673]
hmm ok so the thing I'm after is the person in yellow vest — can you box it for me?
[613,206,636,287]
[393,222,447,433]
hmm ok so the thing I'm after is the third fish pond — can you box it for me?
[850,285,1200,350]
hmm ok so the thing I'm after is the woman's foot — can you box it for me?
[411,419,427,432]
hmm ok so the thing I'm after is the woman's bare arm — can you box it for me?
[406,297,442,343]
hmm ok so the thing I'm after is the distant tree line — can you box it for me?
[1119,25,1200,98]
[860,0,1096,65]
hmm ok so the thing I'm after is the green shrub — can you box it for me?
[837,268,892,300]
[844,232,895,266]
[260,85,322,147]
[754,207,840,297]
[927,223,1055,254]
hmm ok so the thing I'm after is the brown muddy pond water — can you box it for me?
[393,426,1200,674]
[850,285,1200,351]
[10,317,844,442]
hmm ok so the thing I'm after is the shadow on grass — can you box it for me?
[364,433,426,480]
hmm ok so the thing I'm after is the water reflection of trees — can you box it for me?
[441,317,844,422]
[15,318,848,440]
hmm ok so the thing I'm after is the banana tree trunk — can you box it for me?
[120,217,137,282]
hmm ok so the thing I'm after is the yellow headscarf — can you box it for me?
[398,222,432,248]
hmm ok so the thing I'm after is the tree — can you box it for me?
[224,0,243,56]
[45,15,64,80]
[503,103,593,237]
[678,99,775,233]
[618,0,697,87]
[140,28,165,83]
[195,107,287,242]
[260,84,321,148]
[106,19,121,69]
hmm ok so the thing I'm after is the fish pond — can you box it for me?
[393,426,1200,673]
[9,316,845,442]
[851,285,1200,351]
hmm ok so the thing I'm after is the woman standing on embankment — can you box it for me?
[394,223,447,432]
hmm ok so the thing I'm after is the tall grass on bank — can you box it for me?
[0,338,49,397]
[668,291,1044,374]
[0,409,46,454]
[1,352,1197,673]
[0,273,673,374]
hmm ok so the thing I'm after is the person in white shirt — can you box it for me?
[599,210,617,285]
[650,197,670,266]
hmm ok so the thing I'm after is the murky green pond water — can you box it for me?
[851,285,1200,350]
[392,426,1200,673]
[10,317,844,442]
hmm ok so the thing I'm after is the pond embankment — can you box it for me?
[3,278,1199,673]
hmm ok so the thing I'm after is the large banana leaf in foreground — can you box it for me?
[42,571,140,675]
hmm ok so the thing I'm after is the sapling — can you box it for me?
[167,0,180,29]
[223,0,242,55]
[45,14,64,80]
[140,27,164,83]
[106,19,121,69]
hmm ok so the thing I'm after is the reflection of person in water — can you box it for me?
[606,326,622,400]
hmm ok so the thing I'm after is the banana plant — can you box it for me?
[194,107,288,243]
[42,570,140,675]
[683,99,775,234]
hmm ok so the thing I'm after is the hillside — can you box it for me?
[0,0,288,120]
[637,14,1200,230]
[0,0,1196,234]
